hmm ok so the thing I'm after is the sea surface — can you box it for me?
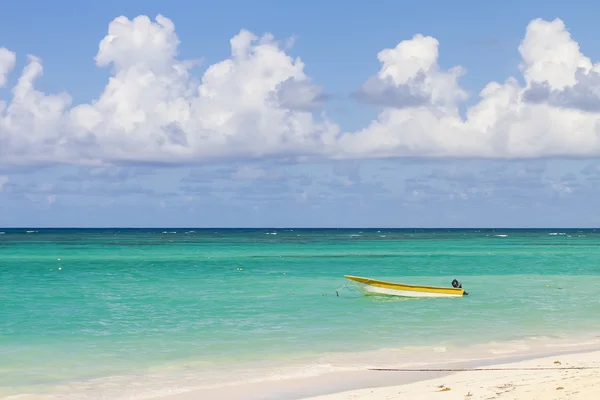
[1,228,600,399]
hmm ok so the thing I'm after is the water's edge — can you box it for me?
[153,341,600,400]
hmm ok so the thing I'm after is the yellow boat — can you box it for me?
[344,275,467,298]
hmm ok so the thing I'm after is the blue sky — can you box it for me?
[2,0,600,227]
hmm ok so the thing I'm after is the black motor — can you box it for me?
[451,279,462,288]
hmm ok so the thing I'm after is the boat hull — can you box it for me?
[344,275,465,298]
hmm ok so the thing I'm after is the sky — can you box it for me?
[2,0,600,228]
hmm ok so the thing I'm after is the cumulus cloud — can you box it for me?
[353,33,467,109]
[0,15,339,166]
[338,18,600,159]
[5,15,600,166]
[271,77,329,111]
[523,70,600,112]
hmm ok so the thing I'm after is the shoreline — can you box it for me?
[3,336,600,399]
[151,343,600,400]
[300,349,600,400]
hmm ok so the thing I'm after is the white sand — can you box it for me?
[301,350,600,400]
[4,348,599,399]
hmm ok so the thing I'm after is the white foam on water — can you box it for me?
[7,334,600,400]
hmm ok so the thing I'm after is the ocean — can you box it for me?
[1,228,600,399]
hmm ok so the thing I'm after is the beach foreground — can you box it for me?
[149,349,600,400]
[300,350,600,400]
[4,348,599,399]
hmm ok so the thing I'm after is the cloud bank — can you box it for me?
[2,15,600,166]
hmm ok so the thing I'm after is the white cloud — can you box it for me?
[353,33,467,109]
[338,18,600,159]
[0,48,16,87]
[0,15,339,166]
[0,175,8,191]
[3,16,600,166]
[272,77,328,111]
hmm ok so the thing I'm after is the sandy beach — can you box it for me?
[150,349,600,400]
[302,350,600,400]
[2,347,599,399]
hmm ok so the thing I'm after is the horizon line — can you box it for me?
[0,227,596,230]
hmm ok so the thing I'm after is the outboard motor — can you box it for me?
[451,278,469,295]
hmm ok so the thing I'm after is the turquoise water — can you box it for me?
[2,228,600,398]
